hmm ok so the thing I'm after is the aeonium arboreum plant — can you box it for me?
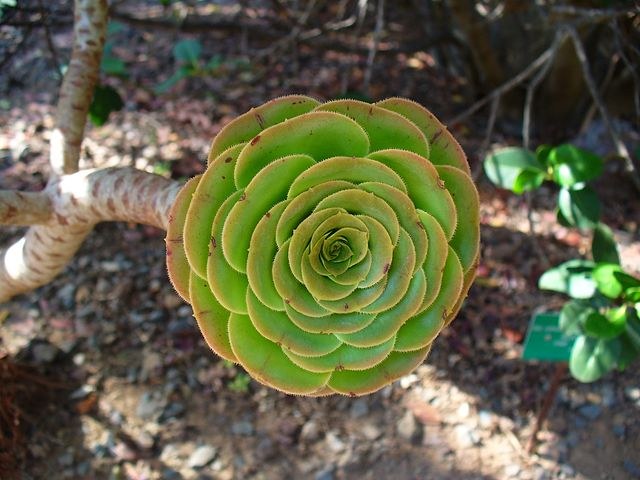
[166,96,480,396]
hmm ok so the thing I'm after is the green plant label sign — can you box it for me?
[522,312,576,361]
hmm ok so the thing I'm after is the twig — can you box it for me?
[449,36,564,125]
[550,5,637,22]
[362,0,384,94]
[341,0,368,94]
[473,95,500,182]
[579,52,619,135]
[526,363,567,454]
[523,31,563,150]
[613,20,640,127]
[567,26,640,193]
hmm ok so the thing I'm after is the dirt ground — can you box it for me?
[1,2,639,479]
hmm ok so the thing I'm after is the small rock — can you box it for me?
[160,443,180,463]
[361,422,382,441]
[75,461,91,476]
[187,445,218,469]
[504,464,520,477]
[162,468,182,480]
[325,431,346,453]
[136,391,166,420]
[159,402,185,422]
[58,451,74,467]
[350,399,369,418]
[300,420,321,442]
[57,284,76,308]
[559,464,575,477]
[624,459,640,478]
[457,402,471,418]
[400,373,419,389]
[600,384,616,407]
[625,387,640,405]
[578,404,602,420]
[140,350,163,381]
[478,410,495,429]
[453,424,480,448]
[70,384,95,400]
[32,342,58,363]
[135,431,156,450]
[315,465,335,480]
[397,410,419,441]
[113,441,137,461]
[231,420,254,436]
[163,293,184,310]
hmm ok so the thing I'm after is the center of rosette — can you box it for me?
[311,227,369,276]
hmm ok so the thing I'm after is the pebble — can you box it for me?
[361,422,382,441]
[578,404,602,420]
[399,373,419,389]
[300,420,321,442]
[457,402,471,418]
[453,424,480,448]
[187,445,218,469]
[504,464,520,477]
[350,398,369,418]
[231,420,254,436]
[159,402,185,422]
[136,391,166,420]
[625,387,640,405]
[624,459,640,478]
[478,410,495,429]
[397,410,419,442]
[32,342,58,363]
[325,431,346,453]
[315,465,335,480]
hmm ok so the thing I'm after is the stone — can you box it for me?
[136,391,166,420]
[325,431,346,453]
[504,464,521,477]
[578,404,602,420]
[300,420,321,442]
[361,422,382,441]
[397,410,419,441]
[231,420,254,436]
[453,424,480,448]
[315,465,335,480]
[32,342,58,363]
[350,398,369,418]
[187,445,218,469]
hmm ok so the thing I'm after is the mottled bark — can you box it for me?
[0,191,51,226]
[50,0,108,176]
[0,168,182,302]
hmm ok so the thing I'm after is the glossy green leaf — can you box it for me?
[584,309,625,340]
[538,260,596,298]
[513,169,546,194]
[548,144,604,188]
[484,147,544,193]
[557,186,600,229]
[559,300,593,335]
[569,335,620,382]
[592,223,620,265]
[593,263,640,299]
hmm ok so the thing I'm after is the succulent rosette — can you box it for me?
[166,96,479,396]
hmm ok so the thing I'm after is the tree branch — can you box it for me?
[50,0,108,176]
[0,168,181,303]
[0,191,51,226]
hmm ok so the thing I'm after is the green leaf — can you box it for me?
[535,144,552,167]
[583,307,626,339]
[557,186,601,229]
[593,263,640,299]
[592,223,620,264]
[173,39,202,65]
[548,144,604,188]
[559,300,593,335]
[154,67,190,94]
[539,259,596,298]
[101,56,127,76]
[624,311,640,351]
[513,169,546,194]
[88,85,124,126]
[206,55,224,71]
[569,335,621,382]
[484,147,545,193]
[624,287,640,302]
[617,333,640,370]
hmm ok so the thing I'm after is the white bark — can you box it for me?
[0,168,181,302]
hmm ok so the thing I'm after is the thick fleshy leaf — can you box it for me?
[592,223,620,265]
[209,95,320,160]
[228,313,331,394]
[548,144,604,188]
[484,147,544,193]
[189,272,236,362]
[557,186,601,229]
[166,175,201,301]
[328,346,431,396]
[315,99,429,157]
[376,97,470,174]
[184,144,242,278]
[222,154,316,272]
[368,149,457,240]
[234,111,370,188]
